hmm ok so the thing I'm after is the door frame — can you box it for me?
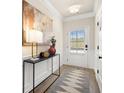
[66,26,90,68]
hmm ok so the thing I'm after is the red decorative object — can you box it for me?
[49,45,56,55]
[48,36,56,55]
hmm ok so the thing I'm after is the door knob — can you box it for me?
[85,49,88,50]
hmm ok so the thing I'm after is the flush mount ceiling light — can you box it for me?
[68,5,81,14]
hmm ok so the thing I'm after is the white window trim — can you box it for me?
[69,28,87,54]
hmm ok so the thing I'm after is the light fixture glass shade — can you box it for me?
[35,31,43,43]
[27,30,36,43]
[26,30,43,43]
[26,30,43,59]
[68,5,81,14]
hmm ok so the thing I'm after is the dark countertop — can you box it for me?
[23,54,59,64]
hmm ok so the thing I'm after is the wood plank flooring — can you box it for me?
[30,65,100,93]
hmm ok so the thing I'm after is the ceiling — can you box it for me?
[48,0,95,17]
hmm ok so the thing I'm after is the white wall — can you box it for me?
[63,17,95,69]
[22,0,63,93]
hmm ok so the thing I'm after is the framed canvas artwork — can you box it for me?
[22,0,53,46]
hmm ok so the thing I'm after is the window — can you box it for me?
[70,30,85,53]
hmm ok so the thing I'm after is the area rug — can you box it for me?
[47,66,90,93]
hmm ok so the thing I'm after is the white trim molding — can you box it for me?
[64,12,95,22]
[96,73,102,93]
[94,0,102,15]
[42,0,63,20]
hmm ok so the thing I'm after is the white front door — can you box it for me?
[66,28,89,68]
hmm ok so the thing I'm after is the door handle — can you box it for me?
[85,44,88,48]
[85,44,88,50]
[99,56,102,59]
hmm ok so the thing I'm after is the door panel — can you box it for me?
[68,53,87,67]
[67,28,89,68]
[95,8,102,92]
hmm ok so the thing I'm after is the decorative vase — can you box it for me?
[49,36,56,55]
[49,45,56,55]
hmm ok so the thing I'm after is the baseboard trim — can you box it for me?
[63,64,94,71]
[94,69,102,93]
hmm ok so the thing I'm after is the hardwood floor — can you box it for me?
[30,65,100,93]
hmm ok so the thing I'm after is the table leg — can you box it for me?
[51,57,53,74]
[23,62,25,93]
[33,63,35,93]
[59,54,60,76]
